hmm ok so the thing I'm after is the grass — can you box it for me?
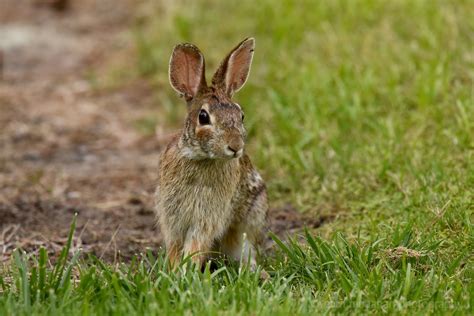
[2,217,470,314]
[2,0,473,314]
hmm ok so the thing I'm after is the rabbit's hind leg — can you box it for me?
[220,187,269,277]
[220,224,258,269]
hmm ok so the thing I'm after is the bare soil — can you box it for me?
[0,0,328,263]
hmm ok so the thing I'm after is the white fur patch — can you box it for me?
[180,146,197,159]
[249,170,263,189]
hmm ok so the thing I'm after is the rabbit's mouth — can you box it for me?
[224,146,243,159]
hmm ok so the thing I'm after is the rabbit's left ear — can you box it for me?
[169,43,207,102]
[212,38,255,97]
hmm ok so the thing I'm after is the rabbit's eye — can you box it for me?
[241,113,245,122]
[198,109,210,125]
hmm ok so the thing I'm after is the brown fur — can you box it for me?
[155,38,267,269]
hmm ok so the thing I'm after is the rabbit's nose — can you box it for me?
[226,135,244,157]
[226,143,243,158]
[227,145,238,154]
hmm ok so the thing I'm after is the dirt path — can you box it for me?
[0,0,324,263]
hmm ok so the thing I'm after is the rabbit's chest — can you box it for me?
[175,171,237,215]
[159,160,240,229]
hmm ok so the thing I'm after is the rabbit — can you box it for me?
[155,38,268,272]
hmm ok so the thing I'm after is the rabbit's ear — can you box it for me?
[169,43,207,101]
[212,37,255,97]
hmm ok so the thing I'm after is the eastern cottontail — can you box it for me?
[155,38,268,271]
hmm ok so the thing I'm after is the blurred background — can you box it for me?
[0,0,472,262]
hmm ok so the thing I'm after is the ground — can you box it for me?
[0,0,320,263]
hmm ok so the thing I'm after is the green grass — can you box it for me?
[1,217,471,314]
[2,0,473,314]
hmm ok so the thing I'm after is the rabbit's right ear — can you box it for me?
[212,38,255,98]
[169,43,207,102]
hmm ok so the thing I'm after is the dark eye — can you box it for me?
[198,109,210,125]
[241,112,245,122]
